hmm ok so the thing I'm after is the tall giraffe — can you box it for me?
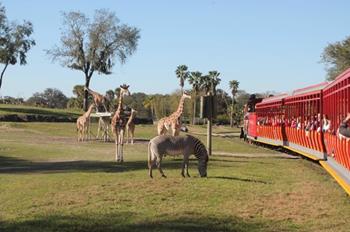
[76,103,95,142]
[157,92,191,136]
[126,109,138,144]
[111,84,130,163]
[84,87,108,112]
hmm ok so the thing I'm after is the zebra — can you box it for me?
[148,134,209,178]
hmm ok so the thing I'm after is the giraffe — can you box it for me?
[96,116,111,142]
[84,87,108,112]
[111,84,130,163]
[76,103,95,142]
[126,109,138,144]
[157,92,191,136]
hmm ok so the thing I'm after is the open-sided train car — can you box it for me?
[245,69,350,195]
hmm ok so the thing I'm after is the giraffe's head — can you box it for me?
[120,84,131,98]
[182,91,191,99]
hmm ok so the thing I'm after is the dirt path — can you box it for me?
[212,151,299,159]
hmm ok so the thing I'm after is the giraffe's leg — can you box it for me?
[119,129,125,163]
[82,125,85,141]
[106,124,110,142]
[157,122,163,135]
[171,123,176,136]
[126,127,129,144]
[77,125,80,142]
[115,132,119,162]
[131,128,134,145]
[96,118,101,139]
[89,118,92,140]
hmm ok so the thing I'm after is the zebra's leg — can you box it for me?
[181,154,190,177]
[185,159,190,177]
[156,156,166,178]
[149,152,157,178]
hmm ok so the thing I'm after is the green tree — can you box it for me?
[27,88,68,108]
[208,71,221,95]
[0,3,35,89]
[229,80,239,127]
[188,71,202,124]
[175,65,189,93]
[143,95,155,119]
[46,9,140,111]
[321,36,350,80]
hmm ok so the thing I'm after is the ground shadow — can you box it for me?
[0,155,184,175]
[208,176,270,184]
[0,211,298,232]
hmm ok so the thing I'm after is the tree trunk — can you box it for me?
[193,97,197,125]
[230,96,234,127]
[83,75,91,112]
[0,63,9,90]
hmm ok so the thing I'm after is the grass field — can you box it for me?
[1,122,350,232]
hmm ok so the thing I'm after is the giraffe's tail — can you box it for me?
[147,141,152,169]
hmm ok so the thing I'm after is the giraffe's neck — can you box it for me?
[173,96,186,118]
[84,106,94,118]
[127,112,136,124]
[114,93,124,120]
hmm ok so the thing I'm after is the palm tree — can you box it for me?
[208,71,221,95]
[188,71,202,124]
[143,95,155,121]
[229,80,239,127]
[200,75,211,95]
[175,65,189,93]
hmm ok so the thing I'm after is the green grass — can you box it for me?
[0,122,350,232]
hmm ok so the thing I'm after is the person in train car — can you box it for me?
[314,114,322,132]
[305,116,312,136]
[296,117,302,130]
[322,114,331,133]
[291,117,297,128]
[338,113,350,140]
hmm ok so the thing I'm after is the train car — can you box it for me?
[322,69,350,192]
[254,93,288,146]
[246,69,350,195]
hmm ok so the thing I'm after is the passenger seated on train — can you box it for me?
[290,117,297,128]
[296,117,302,130]
[315,114,322,132]
[305,116,312,136]
[338,113,350,140]
[322,114,331,133]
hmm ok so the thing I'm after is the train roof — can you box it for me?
[258,81,329,105]
[324,68,350,89]
[260,93,289,103]
[291,82,329,96]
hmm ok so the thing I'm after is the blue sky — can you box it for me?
[0,0,349,98]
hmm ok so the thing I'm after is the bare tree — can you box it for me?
[46,10,140,111]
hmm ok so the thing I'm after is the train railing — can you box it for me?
[324,133,350,170]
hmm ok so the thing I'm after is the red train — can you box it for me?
[244,68,350,195]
